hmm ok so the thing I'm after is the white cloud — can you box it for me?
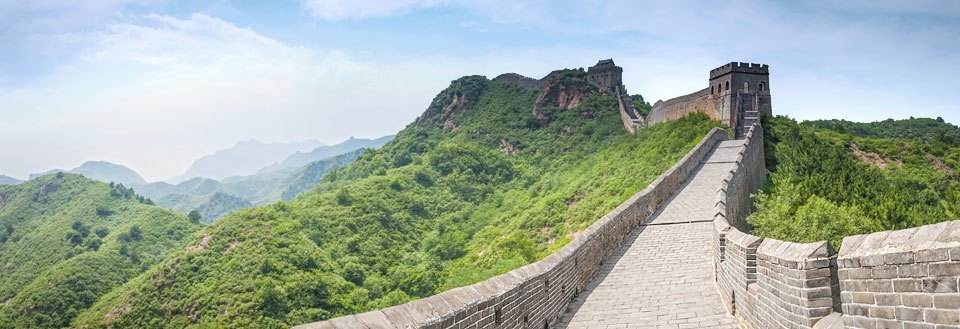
[301,0,447,21]
[0,13,442,181]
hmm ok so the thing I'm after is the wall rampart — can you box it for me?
[295,128,730,329]
[646,88,713,125]
[837,221,960,328]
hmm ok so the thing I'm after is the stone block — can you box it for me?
[896,307,925,322]
[894,279,925,293]
[917,249,951,263]
[869,306,897,320]
[852,292,877,304]
[875,293,902,306]
[934,294,960,309]
[898,263,929,278]
[923,278,960,293]
[884,252,916,265]
[923,309,960,325]
[929,263,960,277]
[902,322,936,329]
[902,294,934,308]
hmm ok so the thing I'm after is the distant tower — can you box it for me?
[707,62,772,138]
[586,59,643,132]
[586,59,623,92]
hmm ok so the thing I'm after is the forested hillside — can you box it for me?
[0,174,201,328]
[749,116,960,246]
[74,71,721,328]
[805,117,960,145]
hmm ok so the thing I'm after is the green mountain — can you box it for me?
[157,191,252,224]
[73,71,721,328]
[0,175,21,186]
[28,161,147,186]
[0,173,202,328]
[749,116,960,247]
[804,117,960,145]
[277,148,366,201]
[135,140,388,222]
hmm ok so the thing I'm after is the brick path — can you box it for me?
[555,141,745,329]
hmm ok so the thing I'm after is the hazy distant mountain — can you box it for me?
[276,148,366,201]
[173,139,325,182]
[28,161,146,186]
[0,175,22,185]
[259,135,394,173]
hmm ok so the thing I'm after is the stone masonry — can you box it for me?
[554,137,745,328]
[646,62,772,138]
[837,222,960,328]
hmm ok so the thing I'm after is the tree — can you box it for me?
[128,225,142,240]
[187,210,202,224]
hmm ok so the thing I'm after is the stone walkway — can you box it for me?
[555,141,745,329]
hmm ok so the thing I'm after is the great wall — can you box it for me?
[296,60,960,329]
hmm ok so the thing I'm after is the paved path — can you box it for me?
[555,141,745,329]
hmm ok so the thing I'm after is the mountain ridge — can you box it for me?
[28,161,146,186]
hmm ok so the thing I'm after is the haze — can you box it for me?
[2,0,958,181]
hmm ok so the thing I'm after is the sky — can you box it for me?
[1,0,959,181]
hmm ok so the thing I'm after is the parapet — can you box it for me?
[587,59,622,73]
[710,62,769,79]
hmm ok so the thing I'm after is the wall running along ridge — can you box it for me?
[294,121,960,329]
[294,128,731,329]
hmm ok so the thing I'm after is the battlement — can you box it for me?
[709,62,769,79]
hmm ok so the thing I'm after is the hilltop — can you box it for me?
[0,175,21,186]
[73,70,722,327]
[29,161,146,186]
[0,173,201,328]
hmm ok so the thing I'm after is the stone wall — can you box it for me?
[713,124,838,329]
[837,221,960,328]
[646,88,713,126]
[712,124,960,329]
[294,128,730,329]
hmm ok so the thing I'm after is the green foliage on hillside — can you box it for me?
[75,75,721,328]
[0,174,201,328]
[749,116,960,247]
[631,94,652,118]
[279,149,365,201]
[805,117,960,146]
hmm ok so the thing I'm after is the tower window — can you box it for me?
[759,82,765,91]
[725,81,729,91]
[711,86,714,94]
[743,81,749,92]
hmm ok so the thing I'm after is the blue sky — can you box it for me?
[1,0,959,181]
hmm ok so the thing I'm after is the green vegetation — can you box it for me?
[137,144,381,222]
[278,149,365,201]
[631,94,653,118]
[74,74,721,328]
[0,174,201,328]
[749,116,960,247]
[805,117,960,146]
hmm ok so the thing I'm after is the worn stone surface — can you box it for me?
[555,142,740,328]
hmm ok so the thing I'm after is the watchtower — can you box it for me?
[586,59,623,93]
[707,62,772,138]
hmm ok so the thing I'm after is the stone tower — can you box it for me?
[586,59,642,132]
[586,59,623,93]
[707,62,772,138]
